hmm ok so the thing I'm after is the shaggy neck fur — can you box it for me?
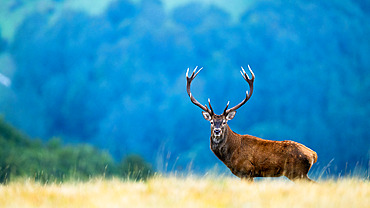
[210,125,238,166]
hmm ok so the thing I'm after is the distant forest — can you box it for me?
[0,118,153,183]
[0,0,369,176]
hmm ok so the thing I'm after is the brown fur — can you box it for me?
[211,125,317,182]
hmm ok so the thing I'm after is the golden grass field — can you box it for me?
[0,176,369,208]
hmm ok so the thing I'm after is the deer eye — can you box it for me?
[210,121,214,125]
[222,120,227,125]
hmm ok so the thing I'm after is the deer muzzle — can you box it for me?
[213,128,222,136]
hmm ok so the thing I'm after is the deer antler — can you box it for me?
[186,66,213,115]
[224,65,255,114]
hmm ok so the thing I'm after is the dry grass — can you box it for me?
[0,176,369,208]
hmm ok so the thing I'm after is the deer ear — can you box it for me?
[202,111,212,121]
[226,111,236,120]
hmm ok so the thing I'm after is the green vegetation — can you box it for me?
[119,154,154,181]
[0,118,154,183]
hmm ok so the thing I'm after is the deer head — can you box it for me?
[186,66,255,138]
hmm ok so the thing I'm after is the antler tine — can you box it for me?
[240,67,248,81]
[223,101,230,115]
[186,66,212,114]
[240,65,255,82]
[225,65,255,114]
[208,98,215,114]
[186,66,203,79]
[194,66,203,78]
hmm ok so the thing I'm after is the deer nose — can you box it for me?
[214,128,221,135]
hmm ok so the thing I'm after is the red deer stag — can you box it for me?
[186,66,317,182]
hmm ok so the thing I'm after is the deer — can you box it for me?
[186,66,317,182]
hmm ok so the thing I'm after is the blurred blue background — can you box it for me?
[0,0,369,176]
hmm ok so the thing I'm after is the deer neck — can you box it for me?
[210,125,238,164]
